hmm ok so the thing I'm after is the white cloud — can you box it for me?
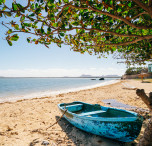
[0,67,125,77]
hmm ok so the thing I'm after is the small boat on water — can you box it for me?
[58,101,143,142]
[99,77,104,80]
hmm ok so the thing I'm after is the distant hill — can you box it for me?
[103,75,121,78]
[79,74,121,78]
[80,74,93,78]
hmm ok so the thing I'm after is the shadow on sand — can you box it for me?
[142,81,151,83]
[56,116,137,146]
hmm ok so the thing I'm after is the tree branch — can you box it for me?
[149,0,152,6]
[52,27,144,38]
[136,89,152,111]
[10,30,40,36]
[58,3,152,29]
[132,0,151,13]
[130,0,152,18]
[88,4,151,29]
[80,36,152,47]
[131,12,149,20]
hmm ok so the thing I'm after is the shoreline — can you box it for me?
[0,79,151,145]
[0,79,120,103]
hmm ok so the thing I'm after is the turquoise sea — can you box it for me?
[0,77,120,102]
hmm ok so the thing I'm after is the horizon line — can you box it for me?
[0,76,121,78]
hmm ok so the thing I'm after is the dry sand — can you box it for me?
[0,79,151,146]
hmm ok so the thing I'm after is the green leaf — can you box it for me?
[0,0,5,5]
[45,5,48,12]
[4,12,11,17]
[69,24,72,29]
[15,13,21,17]
[51,17,55,21]
[63,0,69,3]
[53,23,57,27]
[76,29,79,33]
[14,24,19,30]
[35,8,41,14]
[27,38,31,43]
[117,8,122,13]
[47,27,51,34]
[41,27,44,34]
[128,2,131,7]
[35,3,38,9]
[7,40,12,46]
[12,3,18,11]
[31,3,35,9]
[20,15,25,21]
[7,29,12,34]
[50,0,54,3]
[16,3,24,12]
[10,34,19,41]
[29,13,35,17]
[102,38,105,41]
[24,23,32,27]
[110,0,113,5]
[79,29,85,34]
[59,32,65,37]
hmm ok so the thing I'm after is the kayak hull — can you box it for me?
[58,101,143,142]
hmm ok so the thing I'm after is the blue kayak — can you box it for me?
[58,101,143,142]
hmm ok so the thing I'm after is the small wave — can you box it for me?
[0,79,120,103]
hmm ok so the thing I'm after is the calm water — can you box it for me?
[0,77,119,102]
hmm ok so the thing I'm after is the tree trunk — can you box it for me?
[136,89,152,146]
[138,117,152,146]
[136,89,152,111]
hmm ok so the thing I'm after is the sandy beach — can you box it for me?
[0,79,151,146]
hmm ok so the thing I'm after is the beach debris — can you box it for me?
[7,126,13,131]
[0,132,5,136]
[46,109,67,130]
[41,140,49,146]
[29,138,39,146]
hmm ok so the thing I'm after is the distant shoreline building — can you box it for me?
[148,64,152,73]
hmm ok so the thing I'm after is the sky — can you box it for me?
[0,32,126,77]
[0,1,127,77]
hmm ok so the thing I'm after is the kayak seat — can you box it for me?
[79,110,106,116]
[64,104,83,112]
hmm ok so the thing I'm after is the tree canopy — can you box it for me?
[125,67,148,75]
[0,0,152,64]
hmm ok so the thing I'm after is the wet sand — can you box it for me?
[0,79,151,146]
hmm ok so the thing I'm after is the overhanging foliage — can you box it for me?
[0,0,152,64]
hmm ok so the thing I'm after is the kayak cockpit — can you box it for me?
[60,102,136,118]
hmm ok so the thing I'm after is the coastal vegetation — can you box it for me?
[125,67,148,75]
[0,0,152,145]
